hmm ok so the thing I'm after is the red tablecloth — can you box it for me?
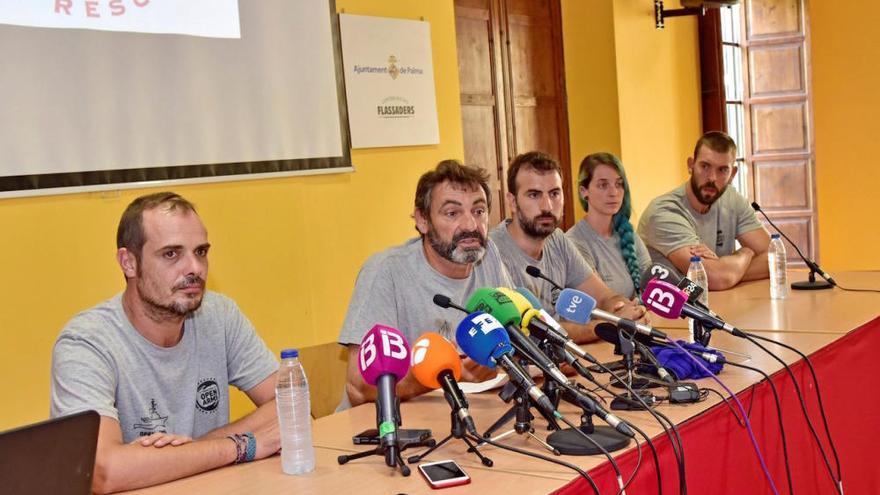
[554,317,880,495]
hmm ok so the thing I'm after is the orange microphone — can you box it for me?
[410,333,477,435]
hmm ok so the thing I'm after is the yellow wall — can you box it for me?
[0,0,464,431]
[810,2,880,271]
[562,1,699,224]
[14,0,831,432]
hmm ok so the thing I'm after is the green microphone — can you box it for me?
[465,287,522,327]
[465,288,569,385]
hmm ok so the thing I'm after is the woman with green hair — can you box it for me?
[566,152,650,299]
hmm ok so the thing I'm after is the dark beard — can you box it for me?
[137,274,204,323]
[689,175,725,206]
[426,226,487,264]
[517,209,559,239]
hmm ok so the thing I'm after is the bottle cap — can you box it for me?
[771,233,781,239]
[690,255,701,262]
[281,349,299,359]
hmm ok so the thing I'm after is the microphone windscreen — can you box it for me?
[751,201,760,211]
[496,287,533,315]
[642,279,688,319]
[641,262,682,292]
[554,288,597,324]
[433,294,452,309]
[465,288,522,327]
[357,324,411,386]
[410,332,462,389]
[514,287,544,310]
[594,322,622,345]
[455,311,511,368]
[525,265,542,278]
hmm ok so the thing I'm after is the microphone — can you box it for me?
[480,289,635,438]
[465,288,570,385]
[555,288,668,340]
[751,202,835,290]
[641,264,714,314]
[357,324,411,467]
[525,265,563,290]
[641,279,745,337]
[510,287,599,364]
[455,311,558,417]
[410,333,478,435]
[433,294,468,313]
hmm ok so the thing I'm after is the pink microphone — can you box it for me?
[642,279,688,319]
[356,325,411,466]
[357,324,411,385]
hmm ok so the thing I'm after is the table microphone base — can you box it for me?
[546,425,630,455]
[792,280,832,290]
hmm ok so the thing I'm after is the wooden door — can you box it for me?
[742,0,818,264]
[455,0,573,228]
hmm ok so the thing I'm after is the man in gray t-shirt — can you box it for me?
[50,192,280,492]
[339,161,512,410]
[491,151,649,344]
[638,131,770,290]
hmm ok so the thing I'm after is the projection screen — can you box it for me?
[0,0,352,198]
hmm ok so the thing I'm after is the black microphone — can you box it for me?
[525,265,564,291]
[594,323,675,384]
[751,202,835,290]
[433,294,469,313]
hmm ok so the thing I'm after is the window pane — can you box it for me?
[729,5,742,45]
[720,7,733,41]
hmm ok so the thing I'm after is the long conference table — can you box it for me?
[124,271,880,495]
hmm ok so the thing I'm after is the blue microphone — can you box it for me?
[455,312,557,416]
[556,288,667,340]
[455,311,511,368]
[514,287,597,364]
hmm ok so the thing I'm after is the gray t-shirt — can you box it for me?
[638,184,764,268]
[338,237,513,347]
[50,291,278,443]
[489,220,593,313]
[565,219,651,299]
[336,237,512,410]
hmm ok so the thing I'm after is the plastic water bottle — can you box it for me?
[276,349,315,475]
[769,234,790,299]
[686,256,709,342]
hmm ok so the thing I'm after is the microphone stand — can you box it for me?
[540,341,631,455]
[608,322,660,410]
[479,359,561,455]
[337,398,435,476]
[752,202,833,290]
[407,393,494,467]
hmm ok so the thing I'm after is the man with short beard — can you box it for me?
[338,160,512,409]
[50,192,281,493]
[639,131,770,290]
[490,151,648,344]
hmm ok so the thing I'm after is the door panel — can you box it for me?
[743,0,817,265]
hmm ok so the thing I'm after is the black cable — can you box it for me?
[747,332,843,489]
[742,333,839,493]
[620,435,643,495]
[555,412,626,493]
[585,362,686,495]
[628,421,663,495]
[466,433,600,495]
[835,284,880,293]
[725,361,795,495]
[700,387,745,427]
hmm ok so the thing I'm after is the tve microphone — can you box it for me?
[465,288,570,385]
[641,279,745,337]
[555,288,668,340]
[357,325,411,467]
[751,201,835,290]
[411,333,477,435]
[455,311,557,417]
